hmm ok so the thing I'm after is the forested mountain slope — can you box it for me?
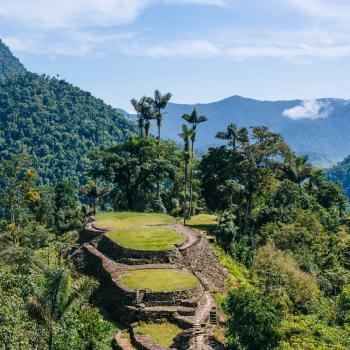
[151,96,350,166]
[0,39,25,78]
[0,72,135,185]
[327,155,350,199]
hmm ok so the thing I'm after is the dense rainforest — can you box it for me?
[0,71,135,186]
[2,43,350,349]
[0,40,25,78]
[327,156,350,200]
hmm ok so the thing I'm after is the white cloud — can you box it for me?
[0,0,229,57]
[282,100,333,120]
[0,0,154,29]
[285,0,350,20]
[121,40,220,58]
[3,31,136,57]
[0,0,228,29]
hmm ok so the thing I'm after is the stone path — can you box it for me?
[114,330,138,350]
[165,224,201,250]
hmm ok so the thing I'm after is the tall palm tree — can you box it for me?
[80,180,108,215]
[182,108,207,215]
[216,123,249,149]
[27,266,97,350]
[152,90,172,144]
[179,124,194,225]
[130,96,155,137]
[182,108,208,153]
[151,90,172,203]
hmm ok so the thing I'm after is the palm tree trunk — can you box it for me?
[48,329,53,350]
[93,196,97,215]
[183,162,189,225]
[156,113,161,202]
[189,139,194,216]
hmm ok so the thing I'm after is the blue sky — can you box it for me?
[1,0,350,111]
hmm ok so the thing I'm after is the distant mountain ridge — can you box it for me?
[142,95,350,167]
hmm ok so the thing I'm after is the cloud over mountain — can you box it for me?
[283,100,333,120]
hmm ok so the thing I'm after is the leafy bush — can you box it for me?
[225,286,282,350]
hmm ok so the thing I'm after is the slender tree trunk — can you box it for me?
[48,329,53,350]
[156,112,162,202]
[93,196,97,215]
[157,118,161,145]
[189,139,194,216]
[183,161,189,225]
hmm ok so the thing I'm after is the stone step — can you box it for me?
[174,314,197,328]
[143,305,196,316]
[179,298,198,308]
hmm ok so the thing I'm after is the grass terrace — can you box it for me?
[95,211,176,229]
[106,226,185,251]
[186,214,218,231]
[135,322,182,347]
[119,268,199,292]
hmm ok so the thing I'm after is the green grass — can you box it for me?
[186,214,218,231]
[106,226,185,251]
[95,211,176,229]
[135,322,182,347]
[213,245,250,286]
[119,269,199,292]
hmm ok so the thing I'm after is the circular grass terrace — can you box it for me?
[95,211,176,230]
[106,226,186,251]
[119,268,199,292]
[134,322,182,347]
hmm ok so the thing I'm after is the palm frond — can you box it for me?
[64,277,98,312]
[216,131,229,140]
[27,295,54,330]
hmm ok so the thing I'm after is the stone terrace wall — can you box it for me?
[79,244,205,325]
[97,235,184,265]
[180,238,229,293]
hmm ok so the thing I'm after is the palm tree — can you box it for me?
[80,180,108,215]
[216,123,249,149]
[276,154,313,184]
[182,108,208,153]
[27,266,97,350]
[179,124,194,225]
[151,90,172,203]
[152,90,172,144]
[130,96,155,137]
[182,108,207,215]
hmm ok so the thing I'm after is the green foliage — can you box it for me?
[252,242,320,313]
[225,286,282,350]
[0,72,135,186]
[54,181,84,234]
[277,315,350,350]
[91,136,181,212]
[0,39,25,78]
[327,154,350,200]
[54,306,112,350]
